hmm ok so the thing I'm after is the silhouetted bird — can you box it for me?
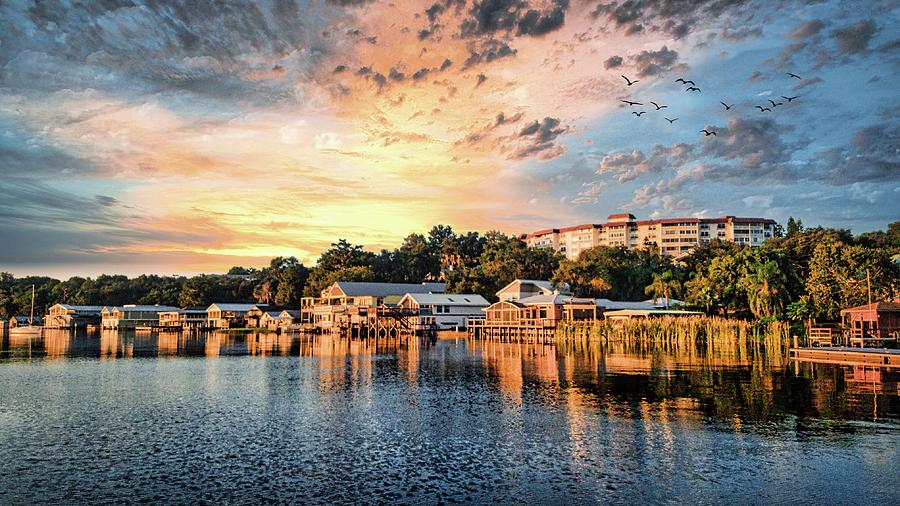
[676,78,695,86]
[720,101,733,110]
[632,111,646,116]
[650,101,668,110]
[700,129,717,136]
[664,117,678,123]
[755,105,771,112]
[787,72,802,79]
[781,95,799,102]
[686,87,701,92]
[768,99,783,107]
[621,75,638,86]
[620,99,642,106]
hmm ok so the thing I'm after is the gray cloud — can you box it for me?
[459,0,570,38]
[463,39,518,68]
[603,55,623,69]
[833,19,877,54]
[821,123,900,184]
[509,117,569,160]
[792,19,825,40]
[593,0,751,39]
[631,46,679,77]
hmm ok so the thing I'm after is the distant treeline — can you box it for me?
[1,220,898,323]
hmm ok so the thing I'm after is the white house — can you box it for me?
[398,293,490,330]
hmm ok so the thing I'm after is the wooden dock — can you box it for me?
[790,347,900,368]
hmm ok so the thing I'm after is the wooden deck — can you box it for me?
[790,347,900,368]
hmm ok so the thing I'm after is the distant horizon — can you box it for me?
[2,213,894,280]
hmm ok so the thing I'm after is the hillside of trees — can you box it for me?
[1,220,898,323]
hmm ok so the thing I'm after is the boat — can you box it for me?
[9,284,42,337]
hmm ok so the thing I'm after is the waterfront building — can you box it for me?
[101,304,180,329]
[246,304,290,328]
[840,302,900,344]
[9,315,42,328]
[158,307,209,330]
[397,293,490,330]
[496,279,568,302]
[44,304,104,329]
[260,310,301,330]
[523,213,777,259]
[302,281,446,332]
[206,303,257,328]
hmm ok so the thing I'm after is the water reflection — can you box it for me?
[0,328,897,424]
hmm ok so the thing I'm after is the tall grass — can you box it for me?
[557,316,794,366]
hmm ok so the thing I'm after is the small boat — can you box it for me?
[9,284,42,337]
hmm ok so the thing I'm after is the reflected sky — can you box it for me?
[0,329,898,503]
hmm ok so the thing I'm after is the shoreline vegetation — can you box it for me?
[1,219,898,331]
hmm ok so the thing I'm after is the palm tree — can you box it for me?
[744,261,789,319]
[645,271,681,308]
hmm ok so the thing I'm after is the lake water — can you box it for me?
[1,329,898,504]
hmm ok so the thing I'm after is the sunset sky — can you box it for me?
[1,0,898,277]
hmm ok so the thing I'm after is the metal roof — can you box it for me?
[110,305,180,312]
[400,293,490,306]
[57,304,105,312]
[332,282,446,297]
[207,303,257,311]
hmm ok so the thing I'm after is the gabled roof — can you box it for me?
[841,302,900,314]
[56,304,105,312]
[207,303,257,312]
[279,310,301,318]
[330,282,446,297]
[495,279,555,296]
[400,293,490,307]
[111,305,180,312]
[517,294,595,305]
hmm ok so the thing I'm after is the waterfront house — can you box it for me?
[207,303,256,328]
[9,315,42,328]
[304,281,446,332]
[397,293,490,330]
[44,304,103,329]
[496,279,569,302]
[260,310,300,330]
[158,307,209,330]
[246,304,289,328]
[101,304,180,329]
[840,302,900,345]
[481,294,599,329]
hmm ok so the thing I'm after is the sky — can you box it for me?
[1,0,898,278]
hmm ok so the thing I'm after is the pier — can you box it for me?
[790,347,900,368]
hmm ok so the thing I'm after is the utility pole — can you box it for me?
[866,268,872,305]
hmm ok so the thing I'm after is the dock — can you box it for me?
[790,347,900,368]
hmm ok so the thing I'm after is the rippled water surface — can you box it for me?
[1,329,898,504]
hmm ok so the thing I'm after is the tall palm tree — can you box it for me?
[745,261,789,319]
[645,271,680,308]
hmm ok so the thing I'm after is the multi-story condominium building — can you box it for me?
[523,213,777,259]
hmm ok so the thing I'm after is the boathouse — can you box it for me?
[397,293,489,330]
[841,302,900,342]
[304,281,446,332]
[207,303,256,328]
[9,315,42,328]
[158,307,209,330]
[101,304,180,329]
[44,304,103,329]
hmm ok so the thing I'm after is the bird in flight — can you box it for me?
[781,95,799,102]
[650,101,668,110]
[632,111,646,116]
[621,75,639,86]
[664,117,679,123]
[755,105,771,112]
[620,99,642,106]
[676,78,695,86]
[768,99,783,107]
[686,87,701,92]
[787,72,802,80]
[700,129,717,136]
[720,101,733,110]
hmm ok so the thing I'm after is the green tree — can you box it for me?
[645,270,681,308]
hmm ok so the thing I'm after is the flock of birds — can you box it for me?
[618,72,804,137]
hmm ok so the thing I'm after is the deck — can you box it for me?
[790,347,900,368]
